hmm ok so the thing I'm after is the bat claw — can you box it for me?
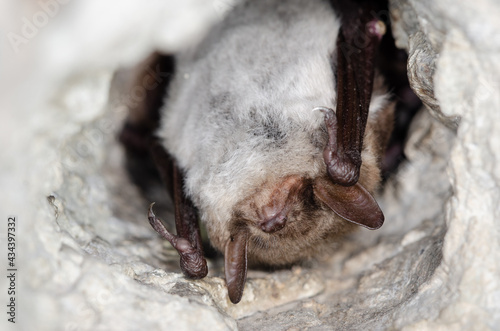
[148,203,176,243]
[312,106,334,114]
[148,203,208,279]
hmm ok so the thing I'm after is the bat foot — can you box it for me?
[148,203,208,279]
[316,107,361,186]
[323,157,360,186]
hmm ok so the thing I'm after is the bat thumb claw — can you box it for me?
[367,20,386,40]
[148,202,156,214]
[312,106,335,115]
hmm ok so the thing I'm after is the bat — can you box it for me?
[120,0,394,304]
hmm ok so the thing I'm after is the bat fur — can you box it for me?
[156,0,394,266]
[119,0,395,303]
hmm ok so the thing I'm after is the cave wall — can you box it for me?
[0,0,499,330]
[390,1,500,328]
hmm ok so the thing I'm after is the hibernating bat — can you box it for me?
[120,0,394,304]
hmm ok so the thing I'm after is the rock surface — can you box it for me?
[1,0,499,330]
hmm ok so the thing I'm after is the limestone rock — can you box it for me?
[1,0,499,330]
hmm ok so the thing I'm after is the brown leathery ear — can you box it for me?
[313,177,384,230]
[224,229,250,304]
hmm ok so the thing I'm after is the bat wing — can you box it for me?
[313,0,386,229]
[325,0,386,186]
[120,53,208,280]
[149,140,208,279]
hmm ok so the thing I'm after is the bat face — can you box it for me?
[165,83,393,303]
[192,102,391,267]
[227,175,356,266]
[227,173,384,264]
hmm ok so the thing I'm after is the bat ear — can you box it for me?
[313,177,384,230]
[224,231,249,304]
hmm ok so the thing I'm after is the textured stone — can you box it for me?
[389,1,500,329]
[1,0,499,330]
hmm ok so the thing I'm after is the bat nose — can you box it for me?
[259,205,288,233]
[256,175,305,233]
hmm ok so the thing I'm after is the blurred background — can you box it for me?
[0,1,239,330]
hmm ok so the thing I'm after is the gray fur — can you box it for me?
[159,0,392,264]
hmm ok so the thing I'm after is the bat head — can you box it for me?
[196,101,394,304]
